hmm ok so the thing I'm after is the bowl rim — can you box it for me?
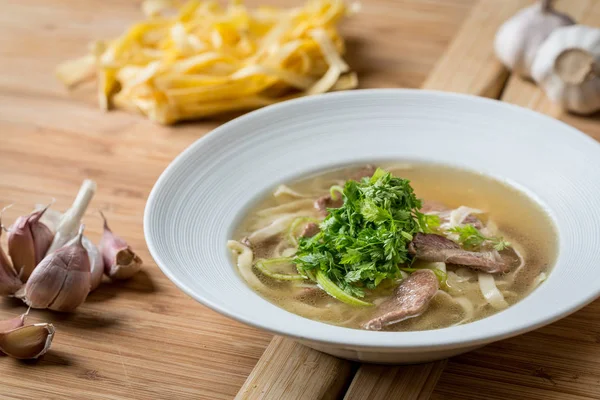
[144,88,600,350]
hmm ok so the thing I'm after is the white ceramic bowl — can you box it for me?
[144,89,600,363]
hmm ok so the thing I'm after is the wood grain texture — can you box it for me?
[340,2,529,398]
[236,0,488,398]
[0,0,474,399]
[422,0,533,97]
[344,0,527,400]
[235,336,356,400]
[431,1,600,399]
[344,361,447,400]
[345,2,600,399]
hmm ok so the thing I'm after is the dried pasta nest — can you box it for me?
[56,0,359,124]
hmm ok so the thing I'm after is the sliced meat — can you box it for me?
[314,194,343,216]
[363,269,439,331]
[409,233,460,254]
[444,250,507,273]
[300,222,320,238]
[408,233,511,274]
[314,165,377,216]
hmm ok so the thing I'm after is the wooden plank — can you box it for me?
[344,361,447,400]
[234,1,479,399]
[342,1,529,398]
[235,337,356,400]
[432,303,600,399]
[0,0,475,399]
[237,1,542,398]
[422,0,534,98]
[432,1,600,399]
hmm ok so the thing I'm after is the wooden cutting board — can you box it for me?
[238,0,600,399]
[1,1,599,399]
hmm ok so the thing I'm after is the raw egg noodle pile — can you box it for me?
[57,0,358,124]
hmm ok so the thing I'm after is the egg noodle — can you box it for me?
[57,0,359,124]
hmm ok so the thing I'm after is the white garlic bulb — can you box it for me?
[532,25,600,115]
[494,0,574,78]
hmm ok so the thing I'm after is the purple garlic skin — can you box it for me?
[0,250,22,296]
[100,213,143,280]
[30,214,54,264]
[82,237,104,291]
[39,207,102,291]
[8,206,54,281]
[0,220,22,295]
[0,313,26,334]
[0,312,27,356]
[23,227,90,312]
[8,216,35,282]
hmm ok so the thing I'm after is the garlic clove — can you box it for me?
[494,0,574,78]
[100,212,143,280]
[48,268,91,312]
[0,310,27,334]
[8,215,36,282]
[0,215,22,295]
[7,204,55,282]
[0,261,22,295]
[0,323,55,359]
[22,252,69,309]
[29,205,55,265]
[82,236,104,291]
[37,206,103,291]
[36,205,61,235]
[108,248,143,280]
[23,225,91,312]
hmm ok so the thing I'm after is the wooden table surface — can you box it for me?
[1,0,599,399]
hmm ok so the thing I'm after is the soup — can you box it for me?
[228,164,557,331]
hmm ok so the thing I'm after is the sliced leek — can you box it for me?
[316,271,372,307]
[255,258,305,281]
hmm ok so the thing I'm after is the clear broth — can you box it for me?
[231,163,558,331]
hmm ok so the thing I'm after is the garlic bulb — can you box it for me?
[494,0,574,78]
[532,25,600,114]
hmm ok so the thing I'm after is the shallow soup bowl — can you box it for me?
[144,89,600,363]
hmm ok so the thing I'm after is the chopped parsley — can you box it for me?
[293,168,439,299]
[449,224,510,251]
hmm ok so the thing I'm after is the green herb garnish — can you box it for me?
[449,224,510,251]
[255,257,305,281]
[293,168,439,302]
